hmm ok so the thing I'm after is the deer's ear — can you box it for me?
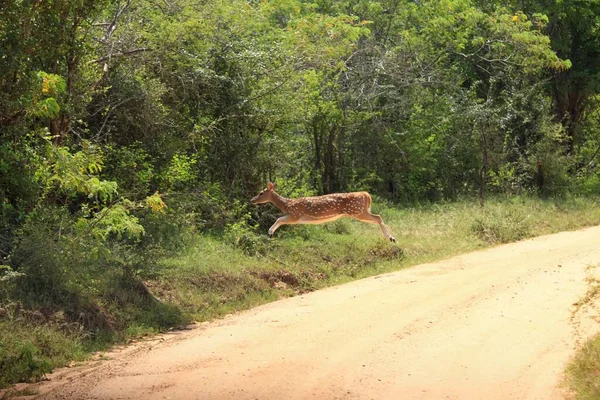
[267,182,275,191]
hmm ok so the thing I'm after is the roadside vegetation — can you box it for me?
[565,266,600,400]
[566,334,600,400]
[3,195,600,389]
[2,0,600,390]
[157,196,600,322]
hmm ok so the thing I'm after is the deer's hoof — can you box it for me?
[269,234,273,239]
[390,237,396,243]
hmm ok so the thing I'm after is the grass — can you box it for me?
[0,319,85,389]
[566,335,600,400]
[0,387,39,400]
[0,274,189,388]
[565,265,600,399]
[151,195,600,322]
[2,195,600,389]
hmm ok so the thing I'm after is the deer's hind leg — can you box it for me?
[352,212,396,243]
[268,215,300,238]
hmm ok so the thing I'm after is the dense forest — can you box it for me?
[2,0,600,388]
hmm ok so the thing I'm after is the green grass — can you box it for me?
[2,195,600,389]
[1,387,39,400]
[566,335,600,400]
[565,266,600,399]
[151,195,600,322]
[0,319,85,388]
[0,274,189,388]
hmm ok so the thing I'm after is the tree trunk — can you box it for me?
[552,75,586,155]
[311,119,324,193]
[322,125,338,194]
[479,125,488,207]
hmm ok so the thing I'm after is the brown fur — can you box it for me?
[251,183,395,242]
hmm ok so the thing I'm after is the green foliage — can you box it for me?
[566,336,600,399]
[27,72,67,119]
[471,207,531,244]
[224,213,267,256]
[0,320,85,388]
[0,266,23,305]
[33,138,115,202]
[157,196,600,323]
[574,96,600,194]
[3,0,600,389]
[77,204,145,241]
[102,144,156,200]
[0,339,51,387]
[164,154,198,190]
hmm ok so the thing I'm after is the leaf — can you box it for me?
[145,192,167,214]
[34,98,61,118]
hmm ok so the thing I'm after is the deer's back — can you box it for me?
[287,192,370,217]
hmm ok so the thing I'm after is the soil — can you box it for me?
[18,226,600,399]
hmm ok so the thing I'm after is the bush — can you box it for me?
[0,340,51,387]
[7,204,187,338]
[565,334,600,400]
[0,320,84,388]
[223,213,268,256]
[471,206,531,244]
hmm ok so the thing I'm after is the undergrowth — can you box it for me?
[0,319,85,388]
[1,195,600,389]
[565,265,600,399]
[566,336,600,400]
[153,195,600,322]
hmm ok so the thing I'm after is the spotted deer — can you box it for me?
[251,182,396,242]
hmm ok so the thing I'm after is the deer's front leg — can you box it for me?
[268,215,299,238]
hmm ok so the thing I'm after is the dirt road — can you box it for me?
[32,226,600,400]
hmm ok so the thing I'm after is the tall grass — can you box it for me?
[2,195,600,389]
[152,195,600,321]
[566,335,600,400]
[0,319,85,388]
[565,265,600,399]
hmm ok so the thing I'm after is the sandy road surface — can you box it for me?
[29,226,600,400]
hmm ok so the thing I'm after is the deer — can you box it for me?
[251,182,396,242]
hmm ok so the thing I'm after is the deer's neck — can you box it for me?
[271,192,290,213]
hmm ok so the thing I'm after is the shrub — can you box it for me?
[0,320,84,388]
[223,213,268,256]
[471,207,531,244]
[565,334,600,400]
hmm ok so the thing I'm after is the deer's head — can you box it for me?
[251,182,277,205]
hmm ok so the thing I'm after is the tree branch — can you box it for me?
[584,144,600,172]
[91,48,152,64]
